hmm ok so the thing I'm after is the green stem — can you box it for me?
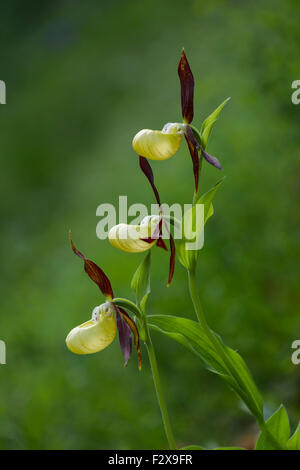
[188,268,234,370]
[187,268,284,450]
[144,321,177,450]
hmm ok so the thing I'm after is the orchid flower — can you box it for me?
[132,49,223,193]
[108,157,175,286]
[66,234,142,370]
[108,215,160,253]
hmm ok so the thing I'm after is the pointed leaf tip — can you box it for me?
[131,251,151,310]
[201,97,231,149]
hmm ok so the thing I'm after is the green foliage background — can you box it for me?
[0,0,299,449]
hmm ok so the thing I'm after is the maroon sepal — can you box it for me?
[201,147,222,170]
[69,233,114,300]
[161,218,175,286]
[115,305,132,367]
[141,217,168,251]
[141,222,174,282]
[140,237,156,244]
[140,235,168,251]
[178,49,194,124]
[139,156,161,206]
[185,125,222,173]
[139,157,175,282]
[185,126,200,193]
[157,237,168,251]
[186,124,200,148]
[167,234,176,287]
[156,217,168,251]
[118,306,142,370]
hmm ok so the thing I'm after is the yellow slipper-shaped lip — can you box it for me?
[66,304,117,354]
[132,123,184,161]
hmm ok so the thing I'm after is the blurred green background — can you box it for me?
[0,0,299,450]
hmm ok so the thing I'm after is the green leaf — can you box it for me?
[180,445,246,450]
[180,445,205,450]
[214,447,246,450]
[200,97,230,149]
[190,125,202,147]
[255,405,290,450]
[287,422,300,450]
[131,251,151,313]
[196,176,225,224]
[177,177,225,271]
[148,315,263,422]
[177,241,197,271]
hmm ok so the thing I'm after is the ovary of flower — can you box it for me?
[132,123,184,161]
[66,302,117,354]
[108,215,160,253]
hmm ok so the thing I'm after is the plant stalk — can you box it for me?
[144,320,177,450]
[187,267,284,450]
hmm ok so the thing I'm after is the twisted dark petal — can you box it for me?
[115,306,132,367]
[141,217,168,251]
[160,218,175,286]
[139,156,161,206]
[140,235,168,250]
[167,234,176,287]
[69,233,114,299]
[139,157,173,278]
[178,49,194,124]
[156,217,168,251]
[201,148,222,170]
[185,125,222,171]
[185,125,200,148]
[118,307,142,370]
[184,129,199,193]
[156,237,168,251]
[140,237,156,244]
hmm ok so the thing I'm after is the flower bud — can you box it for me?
[108,215,160,253]
[66,302,116,354]
[132,123,184,161]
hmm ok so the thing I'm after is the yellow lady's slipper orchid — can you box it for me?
[133,51,223,197]
[68,236,142,369]
[132,123,184,161]
[108,215,160,253]
[66,303,117,355]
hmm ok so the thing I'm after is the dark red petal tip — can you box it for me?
[138,158,174,284]
[185,126,200,193]
[178,49,194,124]
[167,234,176,287]
[156,237,168,251]
[139,156,161,206]
[69,232,114,299]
